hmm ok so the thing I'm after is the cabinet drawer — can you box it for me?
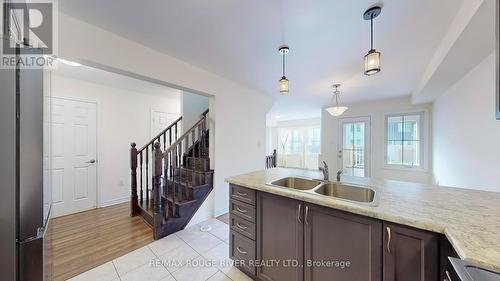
[230,184,256,205]
[231,214,256,241]
[230,231,256,276]
[230,199,256,223]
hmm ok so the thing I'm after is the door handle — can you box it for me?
[297,204,302,223]
[85,159,96,164]
[386,226,391,253]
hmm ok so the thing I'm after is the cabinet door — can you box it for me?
[256,192,303,281]
[304,203,382,281]
[383,222,439,281]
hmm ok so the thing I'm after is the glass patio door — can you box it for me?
[338,117,371,177]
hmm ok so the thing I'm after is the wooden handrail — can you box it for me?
[201,108,209,117]
[163,112,207,155]
[138,116,182,152]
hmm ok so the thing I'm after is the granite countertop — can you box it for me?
[225,168,500,271]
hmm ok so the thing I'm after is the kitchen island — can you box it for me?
[225,168,500,280]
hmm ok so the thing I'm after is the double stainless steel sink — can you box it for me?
[267,176,376,204]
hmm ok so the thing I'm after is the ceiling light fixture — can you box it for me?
[363,6,382,76]
[326,84,348,117]
[278,46,290,94]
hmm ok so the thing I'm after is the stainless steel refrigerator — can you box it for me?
[0,39,49,281]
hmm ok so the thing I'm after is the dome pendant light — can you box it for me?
[278,46,290,94]
[363,6,382,76]
[326,84,348,117]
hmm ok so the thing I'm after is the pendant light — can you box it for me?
[326,84,348,117]
[278,46,290,94]
[363,6,382,76]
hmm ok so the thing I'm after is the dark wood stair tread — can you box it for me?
[163,194,197,206]
[166,179,212,189]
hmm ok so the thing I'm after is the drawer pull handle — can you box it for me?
[305,206,309,225]
[297,204,302,223]
[236,207,247,213]
[386,227,391,253]
[445,270,452,281]
[236,222,248,230]
[236,246,247,255]
[236,191,247,197]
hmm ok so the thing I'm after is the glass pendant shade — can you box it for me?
[326,85,348,117]
[278,46,290,94]
[364,49,381,76]
[279,76,289,94]
[326,106,348,117]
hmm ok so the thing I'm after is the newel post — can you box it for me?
[153,142,163,215]
[273,149,277,168]
[130,142,139,216]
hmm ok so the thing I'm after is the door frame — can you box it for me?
[337,116,372,178]
[48,96,101,214]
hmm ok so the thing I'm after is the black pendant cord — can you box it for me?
[370,15,374,50]
[282,53,286,77]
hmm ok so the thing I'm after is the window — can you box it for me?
[307,127,321,154]
[385,112,424,168]
[275,126,321,169]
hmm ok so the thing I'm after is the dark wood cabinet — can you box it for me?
[229,188,447,281]
[383,222,439,281]
[256,192,304,281]
[303,203,382,281]
[439,235,459,281]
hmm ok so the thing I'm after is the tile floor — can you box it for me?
[69,218,252,281]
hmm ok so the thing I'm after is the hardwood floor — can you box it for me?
[47,203,153,281]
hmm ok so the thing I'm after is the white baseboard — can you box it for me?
[100,196,130,208]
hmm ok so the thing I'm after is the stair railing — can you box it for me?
[265,149,277,169]
[130,109,208,220]
[160,109,208,220]
[130,116,182,216]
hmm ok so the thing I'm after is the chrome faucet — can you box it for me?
[319,161,329,181]
[336,170,343,182]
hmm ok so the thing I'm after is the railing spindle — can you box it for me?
[163,156,169,219]
[175,123,178,141]
[153,142,163,214]
[163,132,166,151]
[172,145,177,216]
[146,145,149,204]
[140,151,143,204]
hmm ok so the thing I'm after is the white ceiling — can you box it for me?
[53,62,182,97]
[59,0,462,120]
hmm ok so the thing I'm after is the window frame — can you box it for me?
[384,111,427,171]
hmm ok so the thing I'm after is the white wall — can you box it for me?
[181,91,209,133]
[433,53,500,192]
[50,74,181,207]
[321,97,433,184]
[58,13,273,222]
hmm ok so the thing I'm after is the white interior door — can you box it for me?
[338,117,371,177]
[50,97,97,217]
[151,110,180,138]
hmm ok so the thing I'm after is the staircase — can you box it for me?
[129,109,213,240]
